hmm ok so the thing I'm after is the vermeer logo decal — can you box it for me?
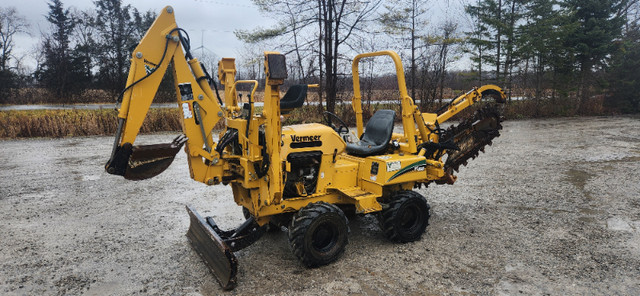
[290,135,321,142]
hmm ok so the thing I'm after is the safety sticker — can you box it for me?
[387,161,401,172]
[178,83,194,101]
[182,102,193,119]
[144,64,155,74]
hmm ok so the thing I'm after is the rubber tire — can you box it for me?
[288,202,349,267]
[380,191,430,243]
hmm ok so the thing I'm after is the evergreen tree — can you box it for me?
[562,0,627,105]
[464,3,493,84]
[92,0,155,94]
[501,0,525,96]
[465,0,504,83]
[465,0,524,89]
[609,16,640,112]
[517,0,563,99]
[37,0,82,99]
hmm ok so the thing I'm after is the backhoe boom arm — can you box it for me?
[105,6,225,184]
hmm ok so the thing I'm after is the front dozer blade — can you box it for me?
[186,205,238,290]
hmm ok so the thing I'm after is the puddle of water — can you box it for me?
[607,135,640,143]
[564,168,594,199]
[575,207,600,223]
[82,175,101,181]
[585,155,640,163]
[512,206,572,214]
[511,206,601,224]
[607,217,634,232]
[578,217,596,223]
[578,207,599,215]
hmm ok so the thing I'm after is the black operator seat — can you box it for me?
[346,109,396,157]
[280,84,308,112]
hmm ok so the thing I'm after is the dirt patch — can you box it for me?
[1,116,640,295]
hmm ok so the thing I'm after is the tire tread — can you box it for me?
[288,202,349,267]
[380,191,430,243]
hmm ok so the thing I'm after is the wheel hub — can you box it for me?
[312,224,337,252]
[400,207,420,230]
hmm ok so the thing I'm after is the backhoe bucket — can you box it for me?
[186,205,238,290]
[124,136,187,180]
[106,135,187,181]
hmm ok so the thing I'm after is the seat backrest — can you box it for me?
[280,84,308,111]
[362,109,396,145]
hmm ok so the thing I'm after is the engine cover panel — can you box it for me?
[281,123,346,158]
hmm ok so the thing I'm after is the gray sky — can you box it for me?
[9,0,469,72]
[11,0,277,71]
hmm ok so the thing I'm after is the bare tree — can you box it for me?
[379,0,429,101]
[435,21,461,104]
[237,0,381,113]
[0,7,29,101]
[421,21,462,106]
[0,7,29,72]
[235,1,316,83]
[353,32,384,107]
[321,0,382,113]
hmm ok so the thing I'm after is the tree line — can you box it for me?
[237,0,640,114]
[465,0,640,113]
[0,0,638,114]
[0,0,155,104]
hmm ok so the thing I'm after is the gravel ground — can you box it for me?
[1,116,639,295]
